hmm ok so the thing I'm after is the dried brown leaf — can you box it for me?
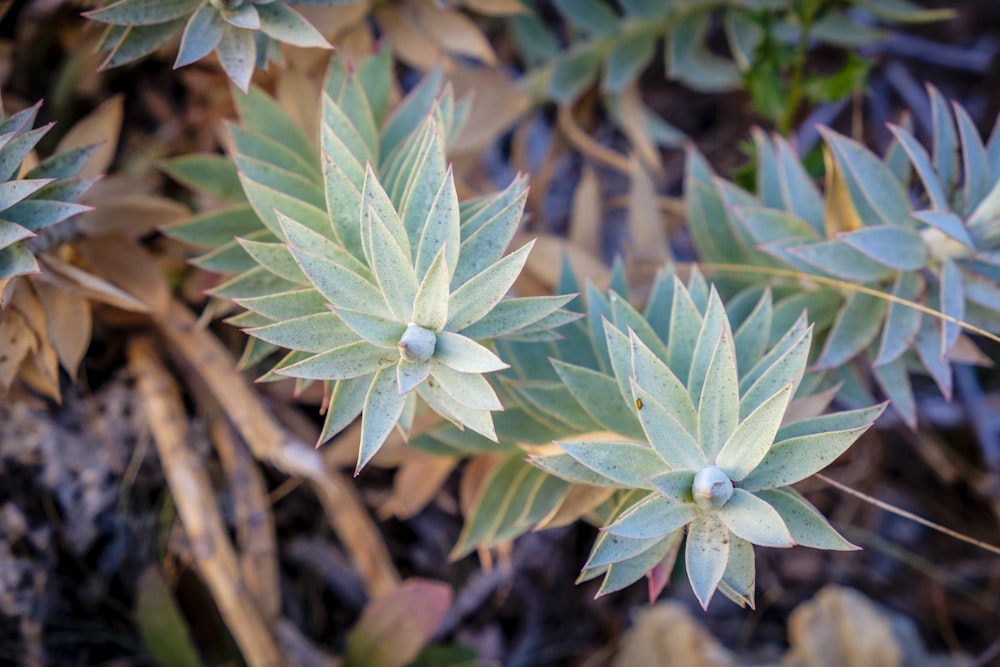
[536,484,614,530]
[414,5,497,66]
[450,65,531,156]
[33,280,92,377]
[0,309,36,392]
[459,453,506,521]
[823,144,863,236]
[55,94,123,178]
[76,191,190,238]
[376,6,448,71]
[38,255,150,312]
[75,236,170,315]
[17,343,61,402]
[379,448,458,520]
[626,154,670,266]
[346,578,452,667]
[461,0,528,15]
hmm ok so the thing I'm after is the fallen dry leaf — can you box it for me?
[569,164,603,258]
[613,602,736,667]
[55,94,124,178]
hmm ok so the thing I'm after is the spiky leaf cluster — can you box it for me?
[0,101,99,394]
[84,0,332,90]
[167,52,571,471]
[687,86,1000,427]
[529,273,883,608]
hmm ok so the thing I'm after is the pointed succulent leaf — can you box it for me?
[256,3,330,48]
[319,375,373,444]
[397,359,431,395]
[740,324,811,419]
[940,258,963,355]
[176,3,223,67]
[529,452,636,488]
[667,275,703,385]
[698,330,740,461]
[419,381,498,441]
[717,489,794,547]
[953,102,991,215]
[647,471,696,509]
[887,123,948,210]
[685,515,730,610]
[414,168,461,281]
[84,0,202,26]
[357,366,408,473]
[434,331,507,373]
[585,532,665,570]
[366,205,418,322]
[815,292,887,370]
[459,295,576,340]
[629,379,705,471]
[216,23,256,92]
[551,360,644,439]
[790,240,898,283]
[411,246,450,331]
[687,288,732,407]
[557,441,663,490]
[874,272,924,366]
[221,4,259,30]
[720,536,756,608]
[332,308,405,349]
[717,384,793,481]
[733,288,773,373]
[279,341,397,381]
[605,496,697,540]
[928,85,959,195]
[446,242,534,331]
[288,246,390,317]
[757,488,858,551]
[740,425,874,492]
[246,312,352,353]
[776,403,887,441]
[595,533,680,597]
[629,331,697,435]
[429,362,503,411]
[837,225,927,271]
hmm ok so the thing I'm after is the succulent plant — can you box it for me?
[529,274,884,607]
[84,0,332,90]
[165,51,573,471]
[686,86,1000,427]
[0,101,100,394]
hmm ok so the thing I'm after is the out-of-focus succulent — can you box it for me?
[0,101,99,395]
[528,275,883,607]
[687,86,1000,427]
[84,0,332,90]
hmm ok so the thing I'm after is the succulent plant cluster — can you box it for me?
[84,0,332,90]
[687,86,1000,427]
[526,274,883,607]
[0,102,99,394]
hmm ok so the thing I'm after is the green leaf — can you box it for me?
[740,323,811,419]
[135,566,204,667]
[434,332,507,373]
[558,441,663,490]
[320,375,374,444]
[552,360,644,439]
[929,85,959,197]
[814,292,887,370]
[549,48,602,104]
[698,330,740,461]
[446,242,533,331]
[84,0,201,26]
[222,4,259,30]
[161,154,245,204]
[667,11,741,93]
[430,362,502,411]
[629,330,697,435]
[216,22,256,92]
[717,384,792,481]
[358,365,408,472]
[554,0,619,36]
[955,102,990,216]
[585,532,666,569]
[412,247,450,331]
[414,169,461,282]
[740,425,873,491]
[289,246,390,317]
[649,469,695,501]
[733,288,773,374]
[246,312,352,353]
[720,536,755,608]
[459,295,575,340]
[418,381,497,441]
[685,515,730,609]
[603,34,656,93]
[629,379,704,471]
[718,489,794,547]
[687,288,732,408]
[605,496,697,539]
[595,532,680,596]
[530,452,634,488]
[279,341,397,381]
[256,2,330,48]
[333,308,405,349]
[366,205,418,322]
[873,272,924,366]
[777,403,886,441]
[837,225,927,271]
[667,275,703,386]
[757,488,858,550]
[790,240,897,283]
[236,288,327,321]
[940,258,963,355]
[886,123,948,210]
[176,3,223,67]
[237,238,307,284]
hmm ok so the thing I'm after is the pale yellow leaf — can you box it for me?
[613,602,736,667]
[297,2,372,38]
[17,342,60,402]
[10,278,47,343]
[276,65,322,145]
[414,5,497,65]
[334,22,376,65]
[76,192,190,238]
[34,280,92,378]
[569,164,602,257]
[55,94,123,178]
[824,145,863,236]
[786,586,903,667]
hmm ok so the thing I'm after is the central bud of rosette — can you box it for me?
[398,323,437,363]
[692,465,734,510]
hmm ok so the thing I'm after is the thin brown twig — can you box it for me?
[817,473,1000,557]
[128,335,285,667]
[557,103,632,175]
